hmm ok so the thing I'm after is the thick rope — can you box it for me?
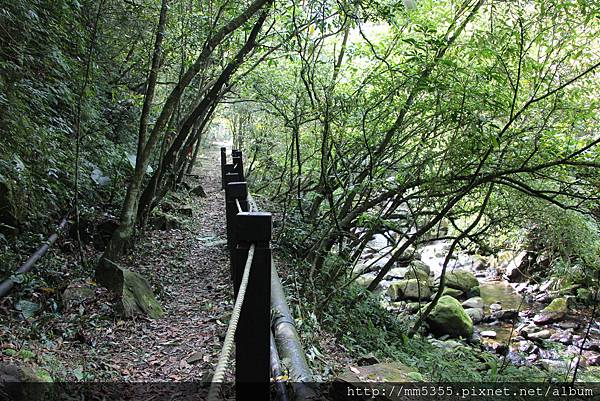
[247,193,258,212]
[207,244,256,401]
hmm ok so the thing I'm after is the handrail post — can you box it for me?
[225,182,248,252]
[231,211,272,401]
[220,147,227,190]
[232,149,244,181]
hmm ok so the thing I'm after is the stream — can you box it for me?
[357,236,600,376]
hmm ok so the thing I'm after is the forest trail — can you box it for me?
[0,144,235,382]
[93,143,234,381]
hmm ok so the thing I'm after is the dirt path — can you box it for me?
[97,143,234,381]
[1,143,234,382]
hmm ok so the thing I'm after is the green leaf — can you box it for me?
[73,368,84,381]
[15,300,40,319]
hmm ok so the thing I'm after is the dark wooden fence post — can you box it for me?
[225,182,248,251]
[231,211,272,401]
[232,150,244,181]
[220,147,227,190]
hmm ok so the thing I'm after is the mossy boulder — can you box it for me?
[150,211,182,230]
[404,267,430,282]
[466,285,481,298]
[442,287,464,299]
[533,297,568,325]
[409,260,430,275]
[334,362,422,401]
[356,274,378,289]
[0,363,53,401]
[425,295,473,338]
[387,279,431,301]
[62,283,96,310]
[385,267,408,279]
[96,259,164,319]
[445,269,479,292]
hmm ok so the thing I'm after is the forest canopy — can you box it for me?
[1,0,600,387]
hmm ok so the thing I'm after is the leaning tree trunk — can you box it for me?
[96,0,169,318]
[186,135,202,174]
[137,11,269,220]
[96,0,272,319]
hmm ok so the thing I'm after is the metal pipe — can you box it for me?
[270,331,290,401]
[246,186,314,399]
[271,262,318,401]
[0,210,71,298]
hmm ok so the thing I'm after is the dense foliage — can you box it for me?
[1,0,599,384]
[229,0,600,295]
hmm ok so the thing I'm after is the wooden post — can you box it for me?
[224,168,241,193]
[231,211,272,401]
[225,182,248,252]
[220,147,227,190]
[232,150,244,181]
[223,163,237,178]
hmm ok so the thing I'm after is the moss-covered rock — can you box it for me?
[445,269,479,292]
[466,285,481,298]
[96,259,164,319]
[356,274,375,288]
[149,211,182,230]
[425,295,473,338]
[62,283,95,310]
[442,287,464,299]
[0,363,53,401]
[121,270,164,318]
[387,279,431,301]
[404,267,430,282]
[533,297,568,325]
[409,260,430,275]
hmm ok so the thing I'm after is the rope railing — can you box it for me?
[217,147,273,401]
[214,147,313,401]
[207,244,256,401]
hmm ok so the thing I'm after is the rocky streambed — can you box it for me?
[355,237,600,377]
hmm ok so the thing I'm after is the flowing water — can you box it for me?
[364,232,600,375]
[480,281,524,312]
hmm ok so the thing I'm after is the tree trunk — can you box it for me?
[97,0,169,316]
[103,0,168,260]
[186,135,202,174]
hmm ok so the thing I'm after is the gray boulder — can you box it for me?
[466,308,484,324]
[409,260,430,276]
[445,269,479,292]
[387,279,431,301]
[462,297,484,309]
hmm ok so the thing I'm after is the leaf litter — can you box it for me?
[0,148,235,383]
